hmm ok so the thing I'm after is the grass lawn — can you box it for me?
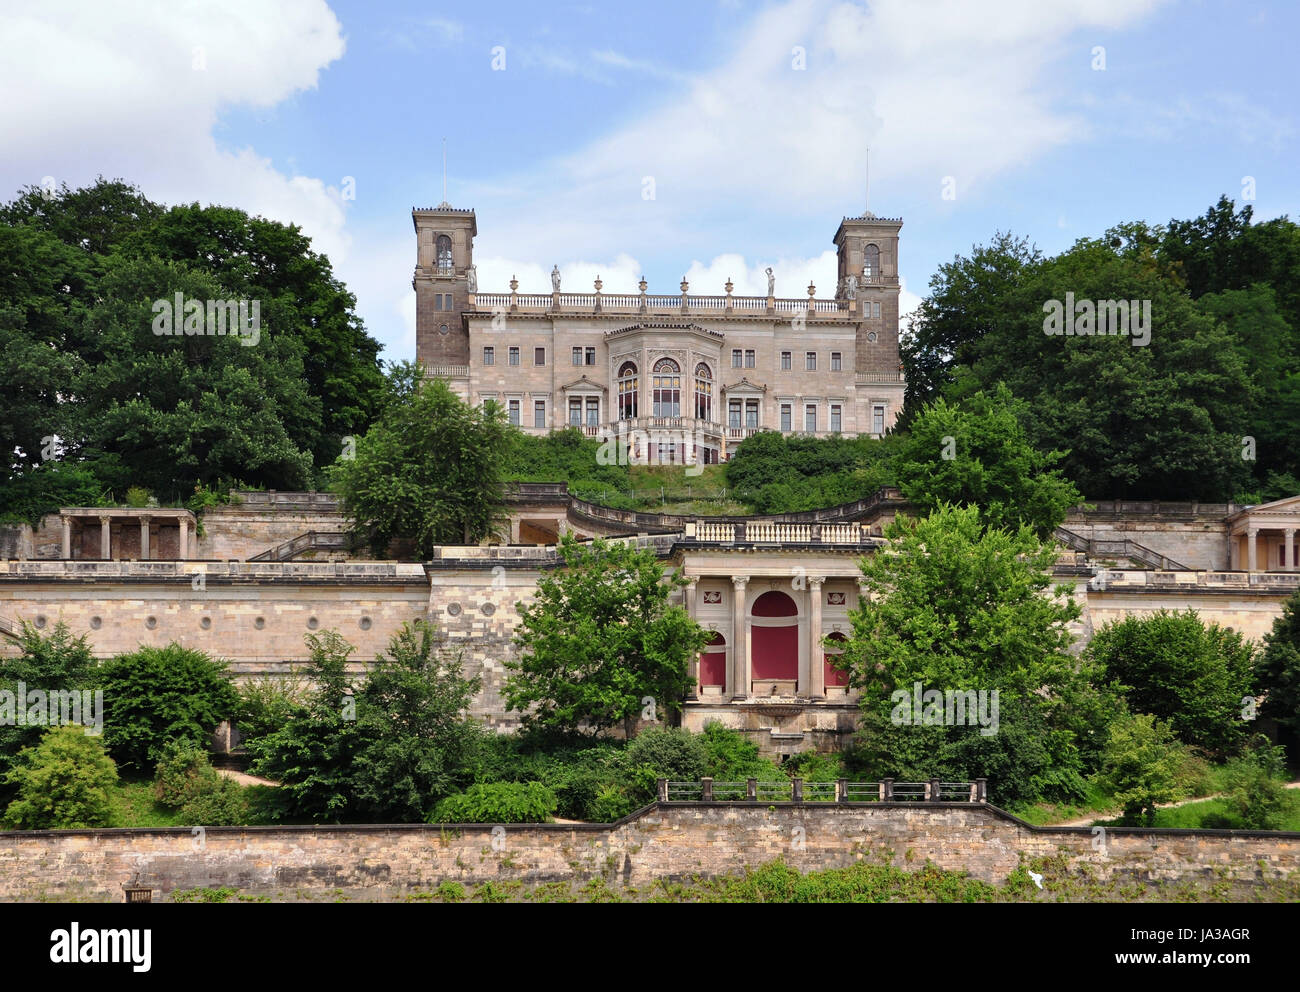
[111,778,188,828]
[1095,793,1300,831]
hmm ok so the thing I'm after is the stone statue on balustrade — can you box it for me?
[766,267,775,296]
[466,264,477,294]
[551,265,561,292]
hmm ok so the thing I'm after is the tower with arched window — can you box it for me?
[413,203,477,370]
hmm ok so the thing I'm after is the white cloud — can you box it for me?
[0,1,349,263]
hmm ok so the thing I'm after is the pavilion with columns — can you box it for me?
[1227,496,1300,572]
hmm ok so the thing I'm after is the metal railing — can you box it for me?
[657,778,988,803]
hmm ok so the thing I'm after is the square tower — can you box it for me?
[413,204,477,368]
[833,212,905,432]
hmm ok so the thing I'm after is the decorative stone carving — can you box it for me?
[466,265,477,294]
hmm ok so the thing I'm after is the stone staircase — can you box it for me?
[248,531,350,562]
[1054,526,1190,571]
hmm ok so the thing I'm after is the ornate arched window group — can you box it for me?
[694,362,712,421]
[862,243,880,283]
[617,361,638,420]
[652,358,681,418]
[436,235,453,273]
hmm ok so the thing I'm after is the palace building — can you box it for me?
[413,202,907,461]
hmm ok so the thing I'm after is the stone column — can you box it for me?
[178,517,190,561]
[60,516,71,560]
[731,575,749,699]
[807,577,825,699]
[99,515,111,560]
[1287,529,1296,572]
[1247,527,1258,572]
[685,580,699,699]
[139,516,151,561]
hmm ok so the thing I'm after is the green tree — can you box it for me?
[1219,736,1292,830]
[3,725,119,829]
[892,384,1081,537]
[249,630,363,822]
[1084,610,1256,757]
[504,535,709,736]
[98,643,240,772]
[350,620,483,822]
[838,503,1089,805]
[0,622,99,795]
[1255,590,1300,749]
[332,365,512,556]
[1099,712,1186,826]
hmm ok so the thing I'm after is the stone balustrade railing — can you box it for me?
[685,520,872,545]
[469,291,857,317]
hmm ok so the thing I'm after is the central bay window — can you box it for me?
[568,397,583,427]
[728,398,741,428]
[652,358,681,418]
[694,363,713,421]
[617,361,638,420]
[586,397,599,427]
[745,399,759,428]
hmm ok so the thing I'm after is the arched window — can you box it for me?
[862,243,880,283]
[617,361,638,420]
[699,632,726,688]
[750,590,799,687]
[436,235,453,274]
[694,362,713,421]
[652,358,680,418]
[824,631,850,687]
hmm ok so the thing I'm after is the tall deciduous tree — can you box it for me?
[1255,590,1300,749]
[504,535,709,737]
[332,364,513,556]
[1083,610,1256,758]
[892,384,1081,538]
[838,503,1096,805]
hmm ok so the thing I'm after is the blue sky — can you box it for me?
[3,0,1296,360]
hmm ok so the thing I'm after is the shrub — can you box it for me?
[783,750,843,782]
[623,726,709,780]
[436,880,466,903]
[99,643,240,772]
[233,677,310,749]
[589,784,636,822]
[154,738,221,807]
[179,778,250,827]
[699,722,785,782]
[124,486,152,508]
[428,782,558,824]
[1220,736,1292,830]
[1099,713,1187,826]
[2,726,118,829]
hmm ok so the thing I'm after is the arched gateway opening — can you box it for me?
[750,590,799,690]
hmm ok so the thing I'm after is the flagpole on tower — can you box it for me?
[442,137,448,205]
[864,146,870,214]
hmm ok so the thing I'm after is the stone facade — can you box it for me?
[0,802,1295,901]
[413,205,907,459]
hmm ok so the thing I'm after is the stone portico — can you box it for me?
[1227,496,1300,572]
[56,507,196,561]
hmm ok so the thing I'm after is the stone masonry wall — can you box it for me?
[0,803,1294,902]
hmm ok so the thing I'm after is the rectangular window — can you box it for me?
[745,399,759,428]
[572,347,582,366]
[831,352,842,371]
[728,399,742,429]
[732,349,742,368]
[873,302,881,318]
[805,404,817,432]
[805,352,817,371]
[830,404,842,432]
[509,346,520,366]
[483,346,495,366]
[433,295,443,311]
[534,401,546,428]
[586,397,599,427]
[872,404,885,435]
[508,400,521,426]
[780,351,791,370]
[569,398,582,426]
[534,347,546,366]
[780,404,792,432]
[744,349,755,369]
[585,347,596,365]
[444,294,453,310]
